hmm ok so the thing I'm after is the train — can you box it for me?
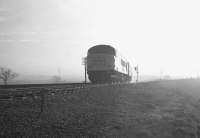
[86,45,133,83]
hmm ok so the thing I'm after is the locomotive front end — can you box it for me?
[87,45,116,83]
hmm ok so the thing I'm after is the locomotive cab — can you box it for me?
[87,45,116,83]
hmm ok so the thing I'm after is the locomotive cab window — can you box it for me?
[121,59,126,67]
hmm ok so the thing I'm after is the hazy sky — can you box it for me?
[0,0,200,81]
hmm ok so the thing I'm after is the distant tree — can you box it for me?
[0,67,18,85]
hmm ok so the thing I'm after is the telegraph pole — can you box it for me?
[57,68,61,78]
[82,57,87,83]
[135,66,139,83]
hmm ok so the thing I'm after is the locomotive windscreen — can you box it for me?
[88,45,116,55]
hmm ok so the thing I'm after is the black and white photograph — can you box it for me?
[0,0,200,137]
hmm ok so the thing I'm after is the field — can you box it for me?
[1,79,200,138]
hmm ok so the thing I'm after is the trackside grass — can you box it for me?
[1,79,200,137]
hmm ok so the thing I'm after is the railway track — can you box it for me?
[0,82,133,101]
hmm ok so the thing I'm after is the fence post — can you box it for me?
[37,88,48,118]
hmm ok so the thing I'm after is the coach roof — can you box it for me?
[87,45,116,55]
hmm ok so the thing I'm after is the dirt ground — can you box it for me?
[1,79,200,138]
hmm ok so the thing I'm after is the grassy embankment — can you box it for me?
[1,79,200,137]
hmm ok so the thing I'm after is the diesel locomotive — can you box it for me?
[86,45,133,83]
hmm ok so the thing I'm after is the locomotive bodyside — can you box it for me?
[113,53,132,82]
[87,45,132,83]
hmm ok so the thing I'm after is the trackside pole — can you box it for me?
[135,66,139,83]
[82,57,87,84]
[85,60,87,84]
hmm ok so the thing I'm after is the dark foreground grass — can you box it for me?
[1,79,200,138]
